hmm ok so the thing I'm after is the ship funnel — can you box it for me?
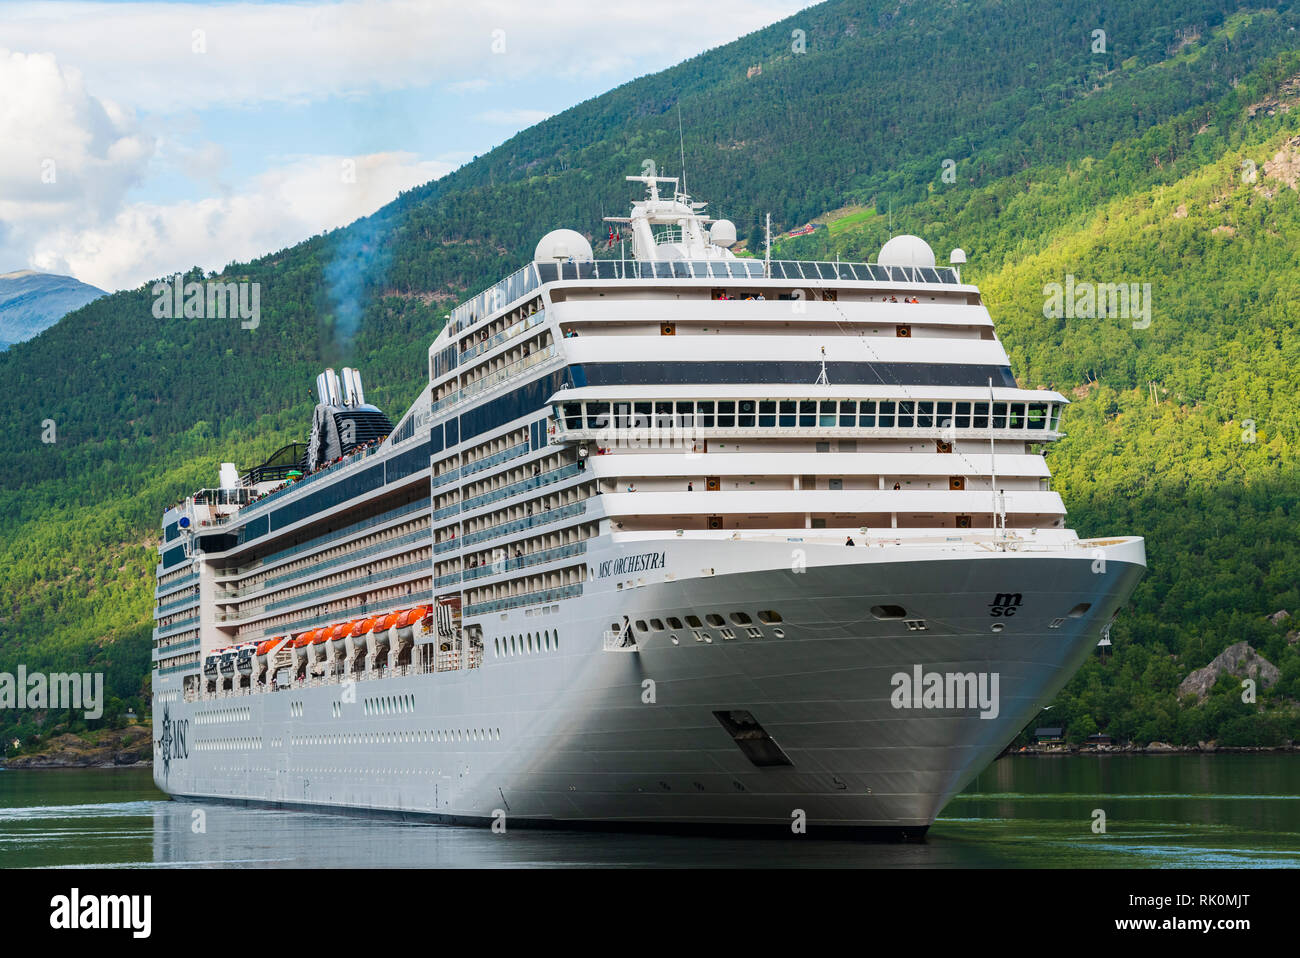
[324,368,342,407]
[315,372,329,405]
[339,367,366,407]
[340,367,358,407]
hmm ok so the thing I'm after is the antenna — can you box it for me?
[815,346,830,385]
[764,212,771,277]
[677,103,687,196]
[988,377,998,544]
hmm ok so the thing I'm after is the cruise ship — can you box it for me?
[150,174,1146,839]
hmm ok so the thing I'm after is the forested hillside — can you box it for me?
[3,0,1299,749]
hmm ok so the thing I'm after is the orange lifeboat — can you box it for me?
[376,609,407,632]
[395,606,430,629]
[350,617,378,639]
[316,622,350,645]
[292,629,318,649]
[256,637,281,656]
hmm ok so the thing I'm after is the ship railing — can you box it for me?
[462,540,587,582]
[432,344,560,415]
[436,650,461,672]
[603,629,638,652]
[461,440,530,478]
[457,461,583,514]
[446,263,541,337]
[458,308,547,363]
[529,258,963,285]
[236,442,384,520]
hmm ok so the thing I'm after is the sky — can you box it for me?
[0,0,811,292]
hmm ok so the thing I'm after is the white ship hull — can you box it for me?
[154,535,1144,837]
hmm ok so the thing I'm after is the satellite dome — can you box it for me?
[878,234,936,269]
[709,220,737,248]
[534,229,593,264]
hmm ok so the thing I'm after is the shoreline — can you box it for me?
[5,746,1299,770]
[1004,743,1300,757]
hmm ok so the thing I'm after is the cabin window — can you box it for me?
[667,617,684,629]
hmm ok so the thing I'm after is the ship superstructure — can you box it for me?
[151,174,1145,837]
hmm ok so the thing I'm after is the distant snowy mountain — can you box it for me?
[0,270,107,349]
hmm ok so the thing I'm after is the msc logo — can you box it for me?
[155,703,189,778]
[988,593,1023,617]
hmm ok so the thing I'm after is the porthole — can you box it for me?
[667,617,684,629]
[705,613,725,627]
[871,605,908,620]
[757,610,783,624]
[1067,603,1091,618]
[729,611,753,625]
[650,618,665,631]
[685,615,703,628]
[635,620,649,633]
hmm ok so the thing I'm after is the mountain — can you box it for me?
[0,270,107,349]
[2,0,1298,751]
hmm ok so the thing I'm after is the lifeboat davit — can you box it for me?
[370,609,404,660]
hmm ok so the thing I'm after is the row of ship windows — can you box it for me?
[561,400,1060,431]
[493,630,561,658]
[195,706,251,726]
[197,729,502,752]
[293,729,500,746]
[632,610,783,635]
[363,695,414,716]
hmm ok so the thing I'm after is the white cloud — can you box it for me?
[0,1,814,291]
[28,151,453,291]
[0,49,153,230]
[0,0,811,112]
[0,44,451,291]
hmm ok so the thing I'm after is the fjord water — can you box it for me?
[2,755,1297,868]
